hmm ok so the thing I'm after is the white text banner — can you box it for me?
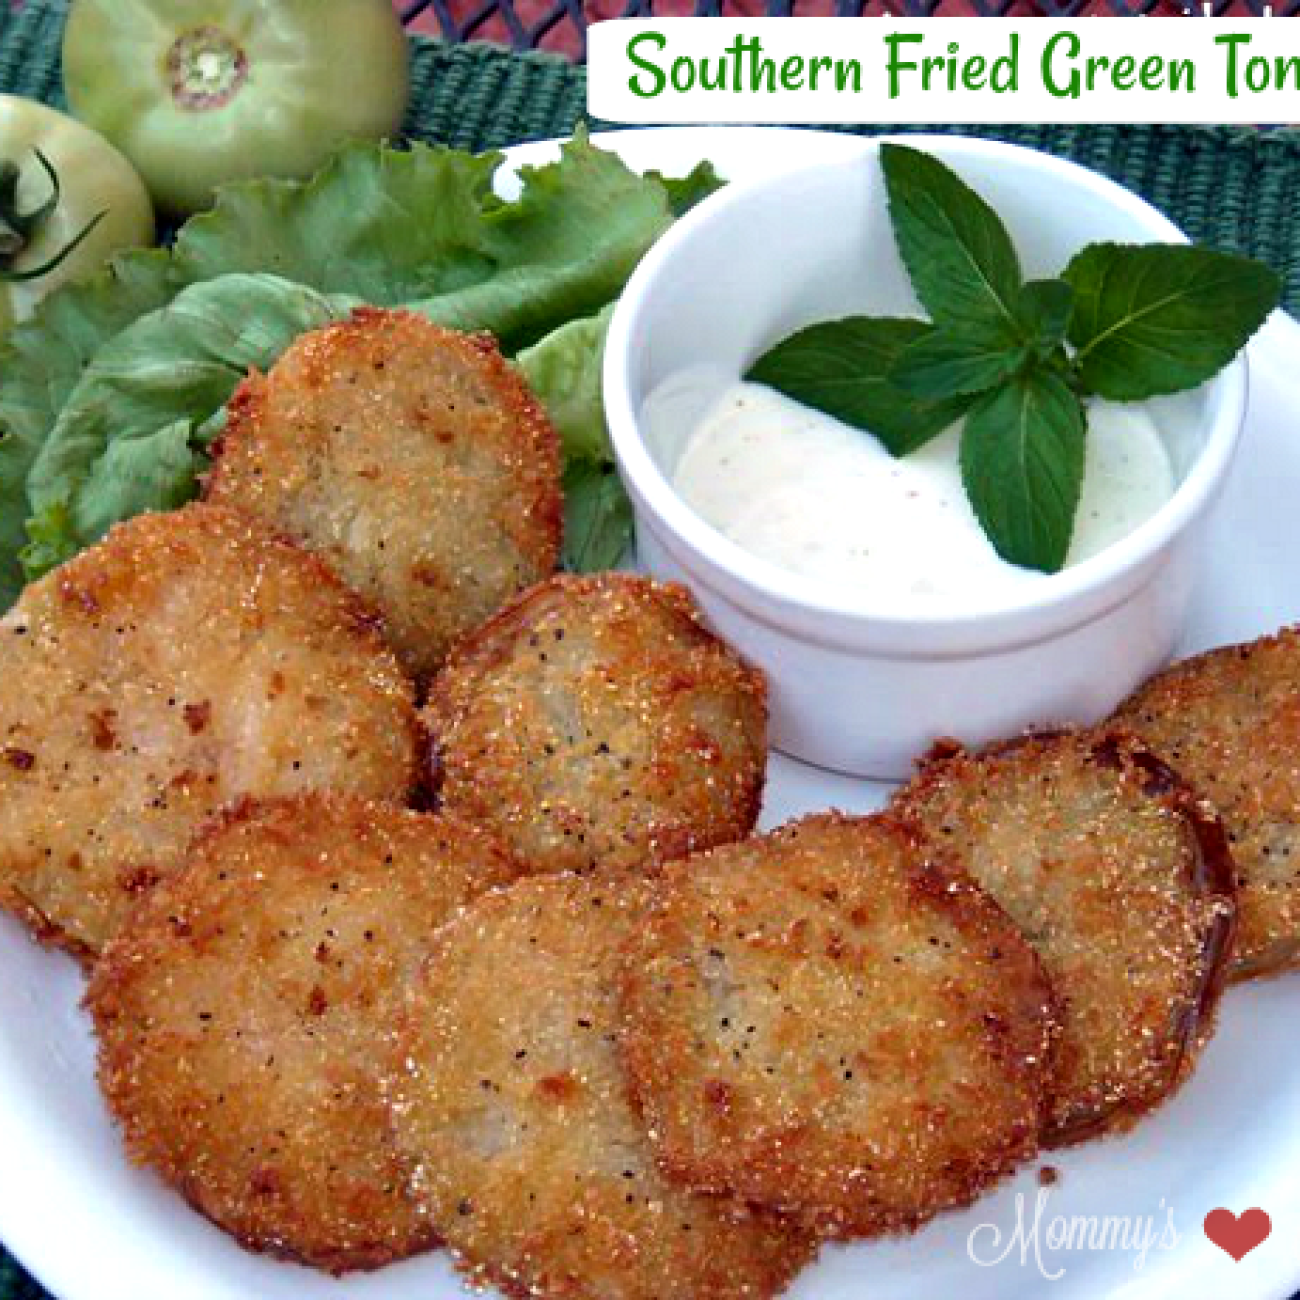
[588,18,1299,124]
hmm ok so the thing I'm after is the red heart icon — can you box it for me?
[1204,1208,1272,1261]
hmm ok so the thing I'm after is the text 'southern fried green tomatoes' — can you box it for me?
[0,96,154,334]
[62,0,412,215]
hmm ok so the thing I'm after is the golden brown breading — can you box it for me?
[893,732,1236,1146]
[0,504,419,961]
[425,573,767,877]
[389,872,813,1300]
[87,795,524,1274]
[618,813,1054,1240]
[1112,627,1300,980]
[206,308,562,680]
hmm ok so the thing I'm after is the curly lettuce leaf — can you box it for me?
[21,424,195,580]
[0,440,32,607]
[0,249,175,602]
[562,459,634,573]
[646,160,725,217]
[519,305,637,573]
[402,139,676,351]
[23,275,352,579]
[515,304,614,463]
[173,146,503,304]
[176,134,679,352]
[0,135,719,598]
[19,500,79,583]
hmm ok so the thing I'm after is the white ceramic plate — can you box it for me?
[1,127,1298,1300]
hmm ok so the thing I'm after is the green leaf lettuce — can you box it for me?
[516,304,615,463]
[0,135,708,597]
[22,274,352,580]
[562,459,634,573]
[175,133,680,353]
[0,248,175,602]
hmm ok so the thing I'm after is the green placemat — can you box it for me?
[1,4,1298,1299]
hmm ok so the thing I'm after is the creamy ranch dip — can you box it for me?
[644,376,1175,606]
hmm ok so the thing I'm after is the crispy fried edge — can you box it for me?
[391,870,813,1300]
[85,793,525,1273]
[0,504,424,964]
[1112,627,1300,980]
[617,811,1056,1239]
[205,308,564,606]
[424,572,768,857]
[893,730,1237,1147]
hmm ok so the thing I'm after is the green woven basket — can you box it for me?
[2,4,1300,1299]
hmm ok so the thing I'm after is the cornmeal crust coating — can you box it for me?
[618,813,1055,1239]
[87,795,524,1273]
[0,504,419,960]
[1112,627,1300,979]
[425,573,767,876]
[207,308,562,680]
[389,872,814,1300]
[893,731,1236,1145]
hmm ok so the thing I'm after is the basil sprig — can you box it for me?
[746,143,1280,574]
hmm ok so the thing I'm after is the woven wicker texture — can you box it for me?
[2,3,1300,1298]
[396,3,1300,59]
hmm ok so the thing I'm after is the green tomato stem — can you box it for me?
[167,27,250,112]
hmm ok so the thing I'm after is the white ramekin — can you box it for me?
[603,134,1248,779]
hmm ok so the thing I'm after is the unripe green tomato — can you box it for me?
[63,0,412,216]
[0,94,155,332]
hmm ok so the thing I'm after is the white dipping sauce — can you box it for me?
[646,377,1175,606]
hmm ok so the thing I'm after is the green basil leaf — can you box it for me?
[1063,243,1280,400]
[960,369,1087,574]
[562,459,633,572]
[1016,278,1075,353]
[892,320,1026,399]
[747,316,969,456]
[879,143,1022,331]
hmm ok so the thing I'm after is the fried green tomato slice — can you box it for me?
[206,308,562,680]
[892,732,1236,1146]
[87,795,524,1274]
[1112,627,1300,980]
[0,504,419,961]
[425,573,767,877]
[618,813,1054,1240]
[389,873,814,1300]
